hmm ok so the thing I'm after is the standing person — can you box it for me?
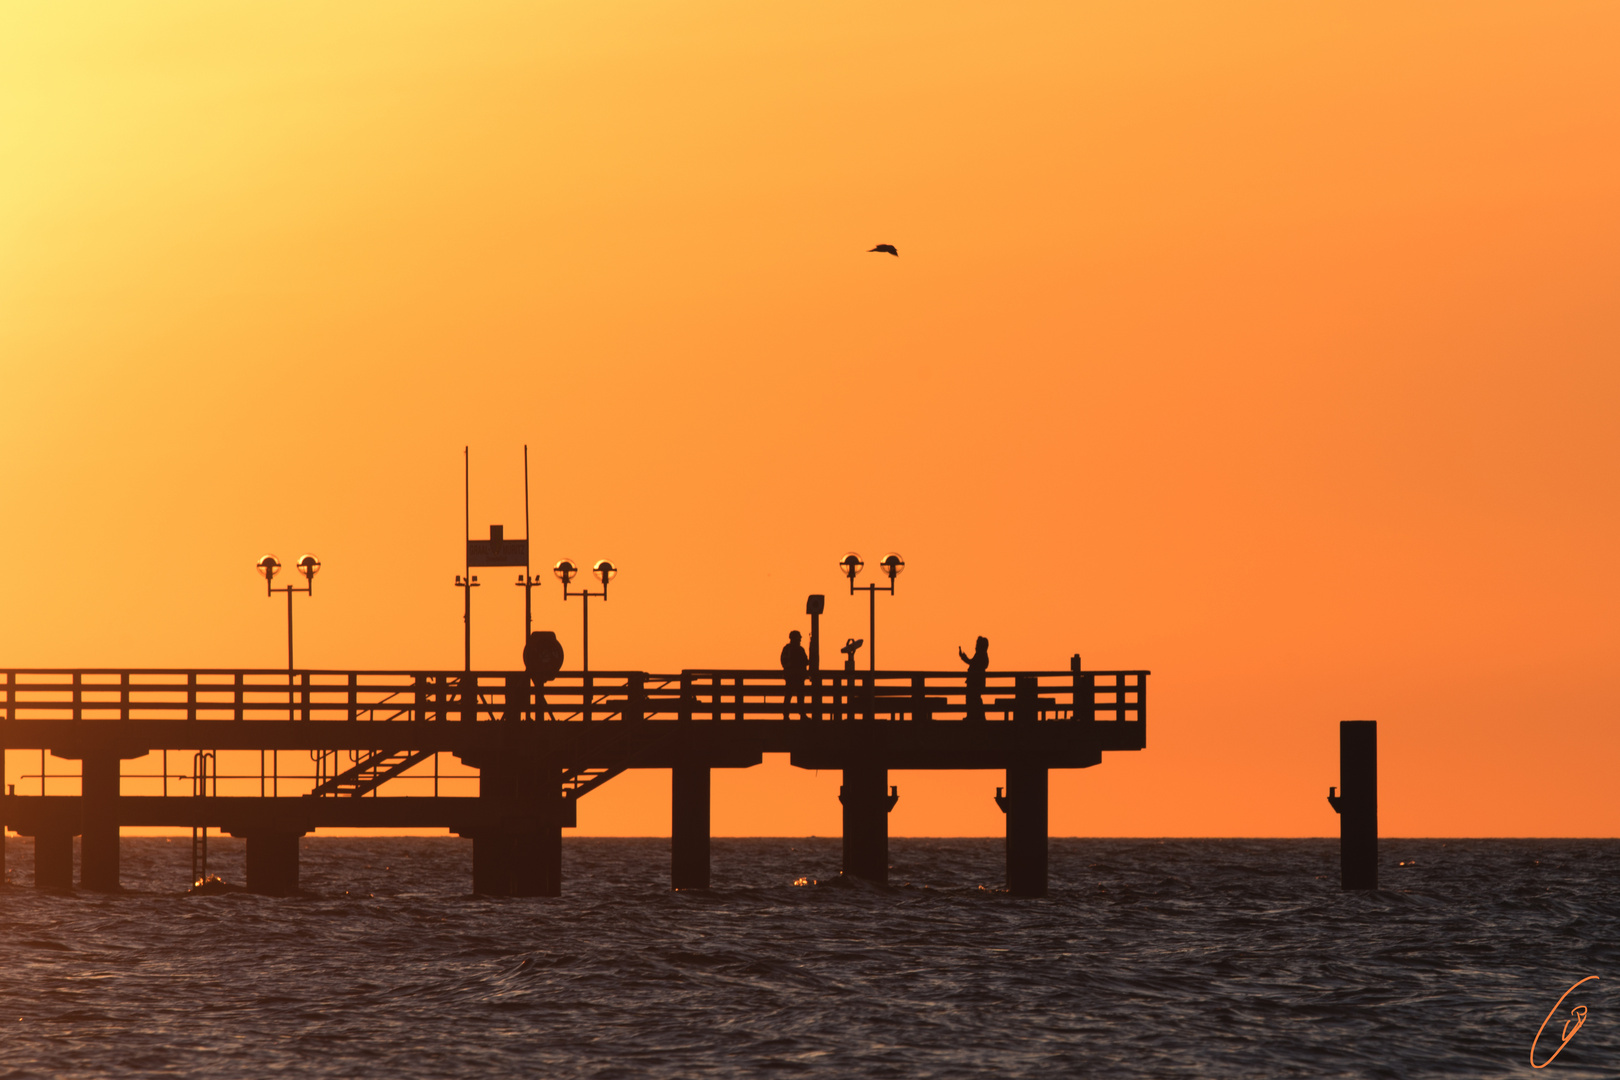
[523,630,565,721]
[780,630,809,719]
[959,636,989,721]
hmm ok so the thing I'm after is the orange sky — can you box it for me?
[2,2,1616,838]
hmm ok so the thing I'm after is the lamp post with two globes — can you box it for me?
[839,552,904,672]
[256,553,321,671]
[554,558,617,673]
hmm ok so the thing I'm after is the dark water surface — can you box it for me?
[1,838,1615,1078]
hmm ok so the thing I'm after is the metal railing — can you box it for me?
[0,665,1147,727]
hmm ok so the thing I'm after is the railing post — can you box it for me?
[72,672,82,722]
[626,672,646,723]
[710,675,720,722]
[460,674,477,723]
[1071,655,1101,767]
[188,673,198,722]
[1070,655,1091,721]
[300,672,311,722]
[234,672,244,721]
[412,674,426,723]
[502,672,526,722]
[120,672,130,722]
[584,673,594,723]
[679,673,693,724]
[733,676,743,722]
[911,675,928,722]
[348,673,358,722]
[1015,674,1037,724]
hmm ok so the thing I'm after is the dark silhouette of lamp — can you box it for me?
[256,553,320,670]
[556,557,617,673]
[839,551,904,672]
[257,551,320,723]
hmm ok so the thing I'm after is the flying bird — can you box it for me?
[869,244,898,256]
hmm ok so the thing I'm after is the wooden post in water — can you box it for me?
[1328,720,1377,890]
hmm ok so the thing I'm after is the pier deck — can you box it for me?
[0,659,1146,896]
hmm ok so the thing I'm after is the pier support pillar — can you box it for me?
[473,759,516,896]
[1328,720,1377,890]
[998,765,1048,897]
[245,832,302,896]
[34,831,75,890]
[671,764,711,889]
[840,767,897,883]
[510,756,563,898]
[79,754,122,892]
[472,834,514,896]
[510,829,562,897]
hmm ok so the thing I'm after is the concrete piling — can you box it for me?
[671,764,711,889]
[839,766,898,883]
[997,764,1048,897]
[245,832,303,895]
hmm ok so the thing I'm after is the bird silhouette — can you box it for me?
[869,244,898,256]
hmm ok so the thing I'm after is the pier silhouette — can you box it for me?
[0,659,1147,897]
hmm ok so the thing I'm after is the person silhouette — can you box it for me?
[959,636,989,721]
[523,630,565,720]
[780,630,809,719]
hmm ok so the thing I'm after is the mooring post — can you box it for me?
[245,832,303,896]
[1328,720,1377,890]
[839,766,897,883]
[671,763,711,889]
[997,763,1049,896]
[79,753,122,891]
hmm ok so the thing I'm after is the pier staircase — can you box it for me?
[309,748,434,797]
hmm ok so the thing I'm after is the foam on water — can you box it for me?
[1,838,1615,1078]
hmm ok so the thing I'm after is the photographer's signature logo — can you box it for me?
[1531,976,1598,1069]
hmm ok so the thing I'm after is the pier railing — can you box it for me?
[0,666,1145,727]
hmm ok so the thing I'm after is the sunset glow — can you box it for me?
[2,2,1616,838]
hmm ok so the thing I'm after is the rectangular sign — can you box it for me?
[467,538,529,567]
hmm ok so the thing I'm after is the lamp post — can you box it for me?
[256,553,320,670]
[454,571,480,671]
[555,558,617,673]
[839,552,904,672]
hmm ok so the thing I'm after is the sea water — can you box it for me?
[1,837,1615,1078]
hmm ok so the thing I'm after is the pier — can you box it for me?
[0,659,1146,897]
